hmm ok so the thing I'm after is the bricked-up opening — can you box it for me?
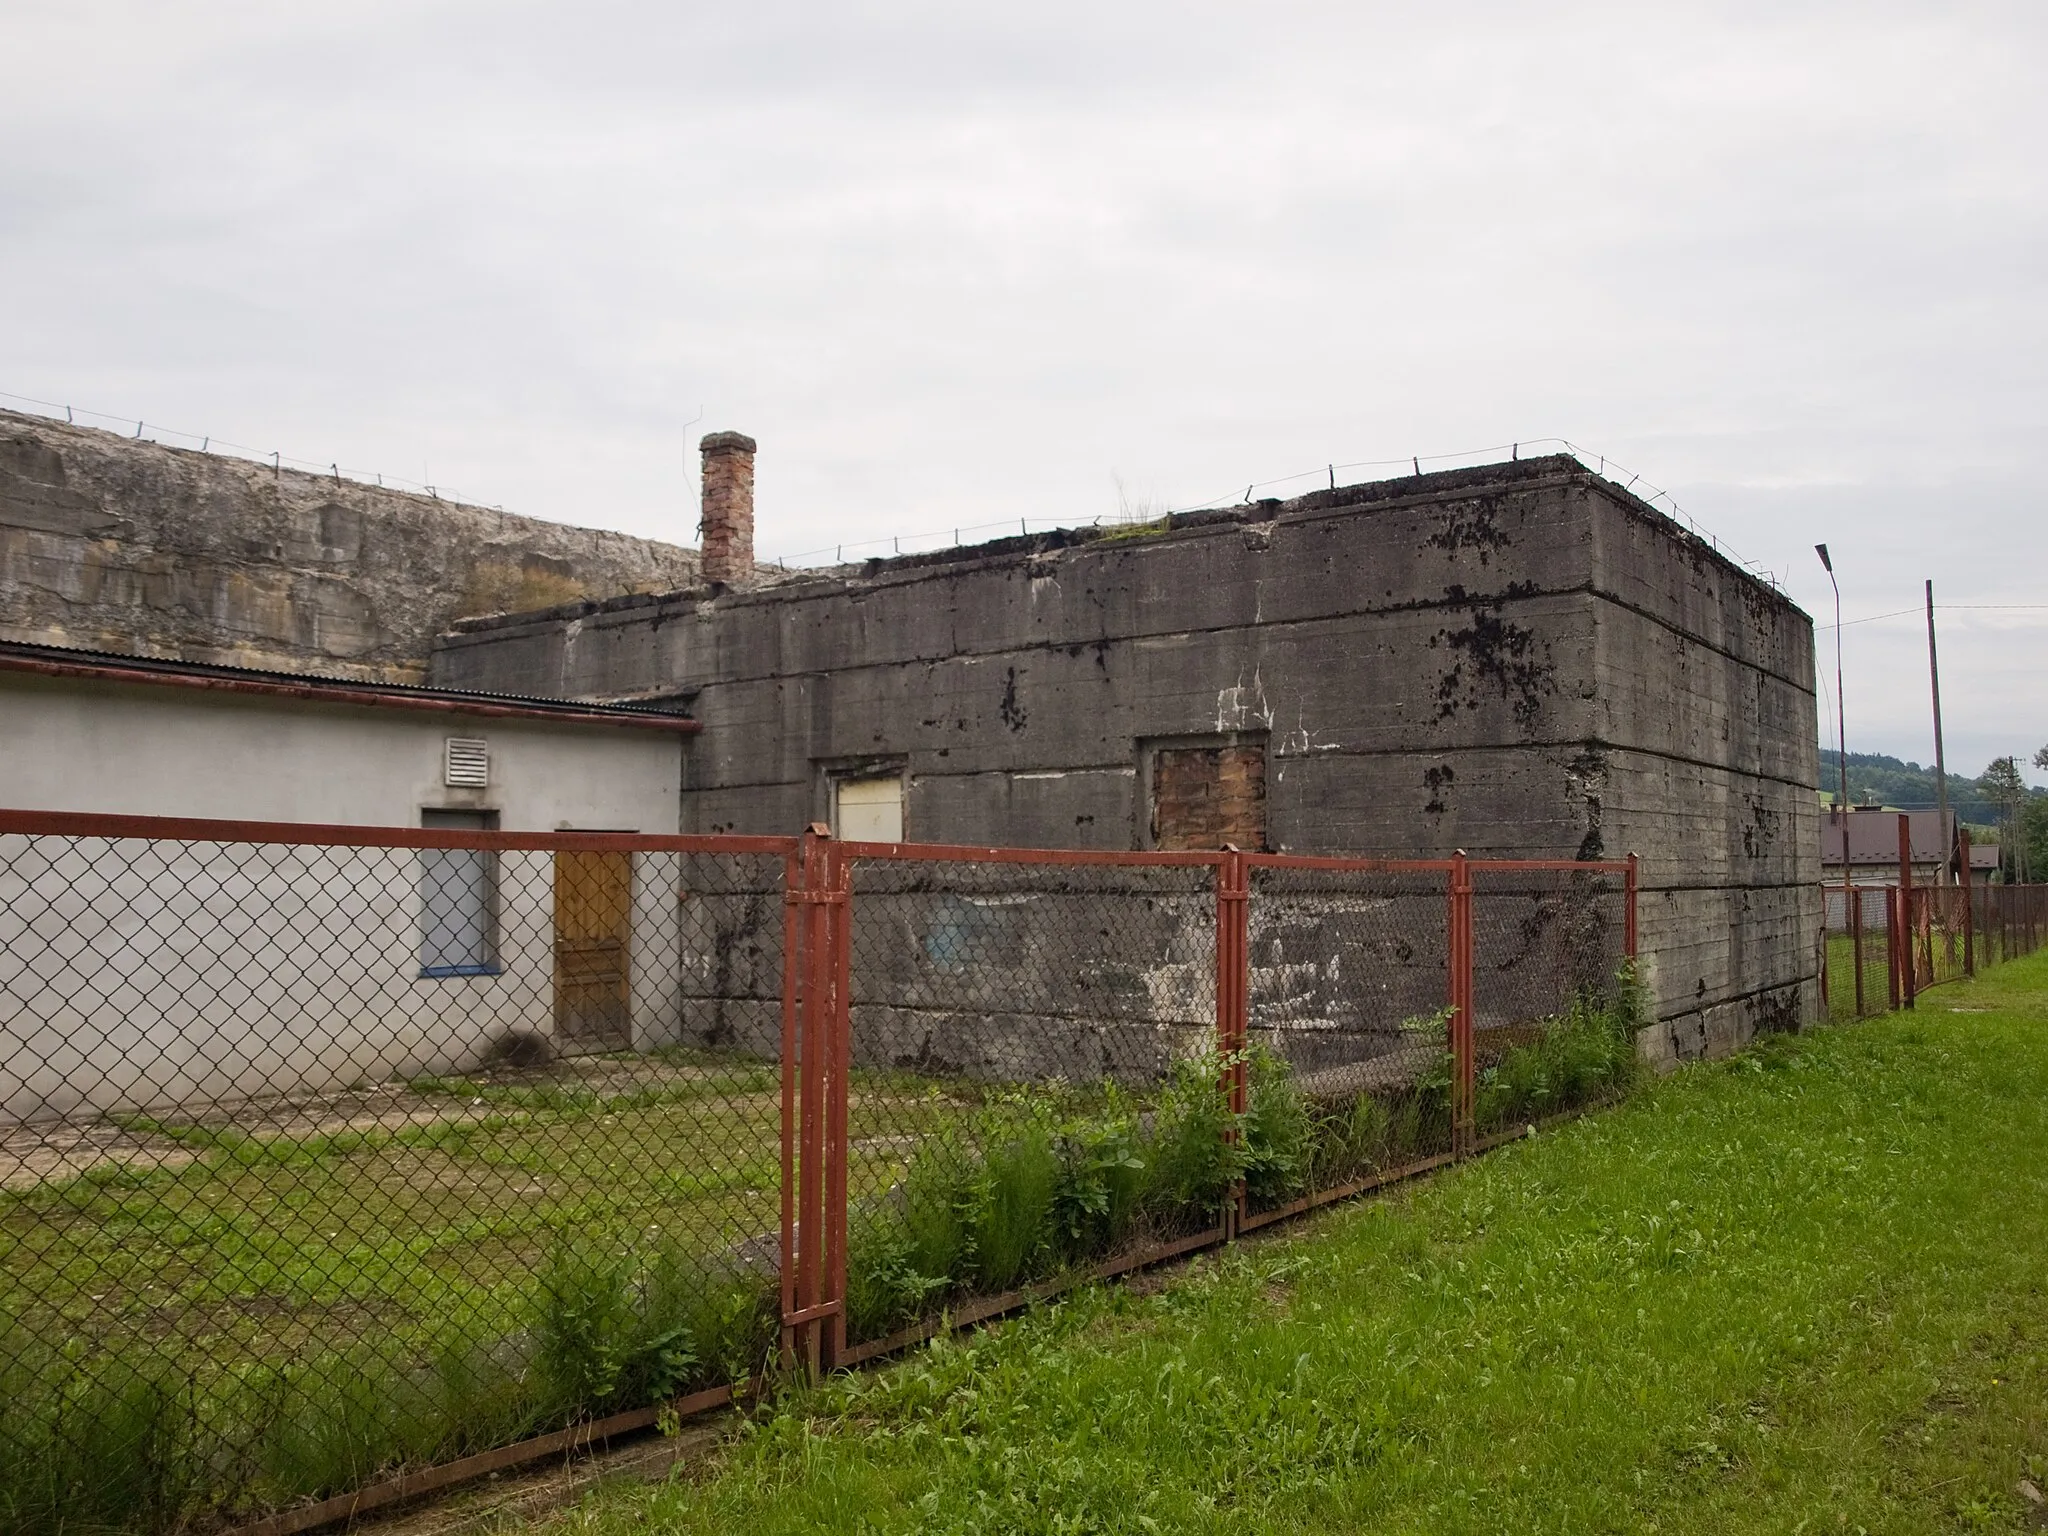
[698,430,756,587]
[1149,740,1267,851]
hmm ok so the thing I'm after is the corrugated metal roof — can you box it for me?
[0,640,697,731]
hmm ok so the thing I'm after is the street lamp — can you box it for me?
[1816,543,1850,869]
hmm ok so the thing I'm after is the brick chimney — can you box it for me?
[698,430,757,588]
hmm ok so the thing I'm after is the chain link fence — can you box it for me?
[0,813,1641,1534]
[0,817,795,1536]
[1820,885,1895,1021]
[1970,883,2048,969]
[1465,864,1636,1149]
[1240,861,1454,1227]
[1820,874,2047,1023]
[833,851,1222,1356]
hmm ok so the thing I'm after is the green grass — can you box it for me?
[0,1052,935,1533]
[0,971,1654,1530]
[547,955,2048,1535]
[834,982,1627,1349]
[1823,917,2035,1023]
[0,1057,974,1353]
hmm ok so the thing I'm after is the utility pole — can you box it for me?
[1927,580,1951,884]
[1816,545,1850,878]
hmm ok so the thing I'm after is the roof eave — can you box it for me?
[0,651,700,734]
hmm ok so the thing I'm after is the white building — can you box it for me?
[0,642,707,1121]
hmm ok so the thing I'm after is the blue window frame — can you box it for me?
[420,809,501,977]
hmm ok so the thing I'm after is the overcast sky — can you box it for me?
[5,1,2044,778]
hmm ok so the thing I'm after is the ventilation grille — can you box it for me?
[443,737,489,788]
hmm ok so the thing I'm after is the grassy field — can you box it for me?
[1820,919,2033,1024]
[0,1052,981,1529]
[1,989,1642,1531]
[0,1051,1021,1355]
[548,954,2048,1535]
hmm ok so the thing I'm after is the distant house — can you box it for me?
[1816,806,1995,886]
[0,641,699,1120]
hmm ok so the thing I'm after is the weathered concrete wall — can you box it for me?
[0,410,704,681]
[1584,487,1820,1062]
[432,456,1822,1058]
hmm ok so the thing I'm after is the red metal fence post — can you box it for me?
[824,840,852,1368]
[781,823,851,1376]
[778,842,803,1371]
[1449,851,1475,1157]
[1214,848,1250,1239]
[1898,813,1916,1009]
[1624,852,1639,962]
[1960,827,1974,976]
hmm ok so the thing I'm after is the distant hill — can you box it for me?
[1818,748,2043,824]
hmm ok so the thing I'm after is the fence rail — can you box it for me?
[0,811,1639,1533]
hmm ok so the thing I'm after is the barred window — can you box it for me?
[419,809,500,975]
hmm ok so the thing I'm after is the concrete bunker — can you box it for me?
[434,445,1821,1069]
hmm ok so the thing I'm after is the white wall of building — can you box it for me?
[0,671,680,832]
[0,671,689,1121]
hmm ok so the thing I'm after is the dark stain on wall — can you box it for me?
[1429,604,1557,729]
[998,666,1028,732]
[1746,984,1802,1036]
[1567,746,1607,861]
[1741,794,1781,859]
[1422,763,1456,818]
[1424,494,1511,567]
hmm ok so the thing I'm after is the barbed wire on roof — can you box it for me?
[0,389,501,510]
[764,437,1789,593]
[0,387,1821,598]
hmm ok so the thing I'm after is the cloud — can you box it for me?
[4,0,2045,769]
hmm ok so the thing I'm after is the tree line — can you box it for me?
[1819,748,2048,882]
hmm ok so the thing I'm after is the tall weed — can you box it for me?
[641,1245,774,1389]
[968,1100,1061,1292]
[1050,1093,1147,1257]
[1241,1045,1316,1208]
[1141,1054,1243,1224]
[1476,976,1645,1133]
[0,1341,209,1536]
[249,1344,435,1502]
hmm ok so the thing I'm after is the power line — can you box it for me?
[1819,604,2048,631]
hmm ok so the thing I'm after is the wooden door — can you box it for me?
[554,851,632,1050]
